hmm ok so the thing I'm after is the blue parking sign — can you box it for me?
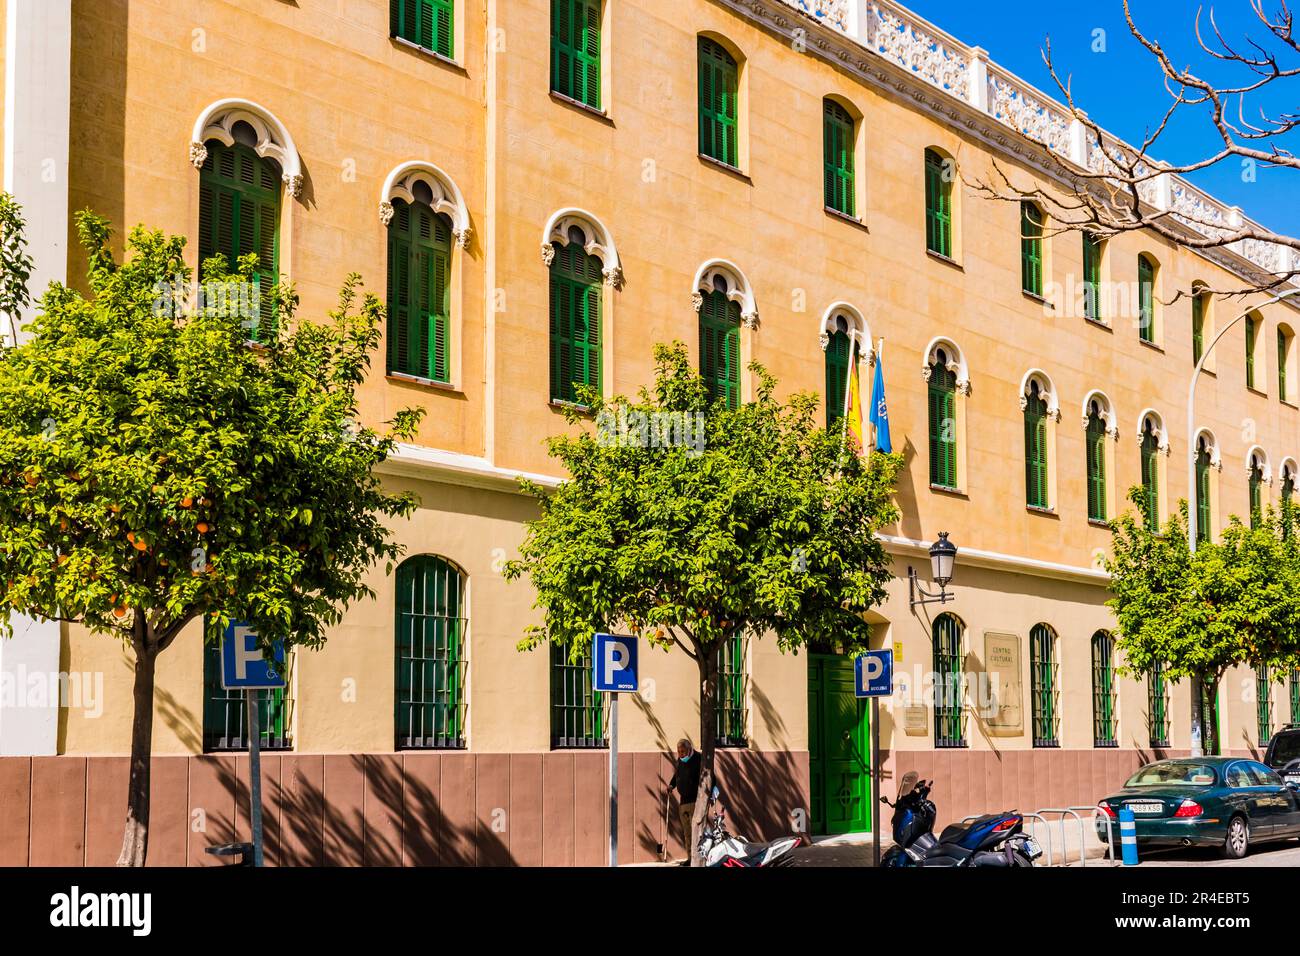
[592,633,638,693]
[220,621,286,690]
[854,649,893,698]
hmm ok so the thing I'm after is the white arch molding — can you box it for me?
[1194,428,1223,471]
[1136,409,1171,454]
[920,336,970,395]
[692,259,758,328]
[1280,456,1298,485]
[541,208,623,288]
[1080,389,1119,440]
[818,302,873,362]
[1018,368,1060,422]
[1246,445,1273,484]
[190,98,303,199]
[379,161,472,249]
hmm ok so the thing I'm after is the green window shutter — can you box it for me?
[699,289,740,409]
[1091,632,1116,747]
[932,614,966,748]
[548,241,602,404]
[698,38,738,167]
[924,149,952,257]
[1196,444,1212,543]
[824,329,852,428]
[823,100,855,216]
[1023,387,1048,508]
[1250,462,1263,526]
[197,140,281,343]
[392,0,454,58]
[1082,232,1102,322]
[1030,624,1059,748]
[1278,328,1288,402]
[927,363,957,488]
[1192,293,1205,364]
[1020,203,1043,296]
[1148,664,1170,748]
[1138,256,1154,343]
[1085,410,1106,522]
[550,643,606,748]
[386,199,452,382]
[1140,426,1160,526]
[715,633,748,747]
[395,555,466,749]
[1291,669,1300,725]
[551,0,602,109]
[1245,314,1257,388]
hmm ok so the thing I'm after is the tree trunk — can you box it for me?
[690,644,718,867]
[116,637,157,867]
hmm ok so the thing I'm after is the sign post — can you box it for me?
[854,648,893,869]
[220,621,286,868]
[592,633,638,869]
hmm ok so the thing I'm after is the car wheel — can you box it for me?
[1223,816,1249,859]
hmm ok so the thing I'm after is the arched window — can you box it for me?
[395,555,467,749]
[391,0,454,59]
[1140,415,1161,525]
[1281,460,1296,509]
[698,37,739,168]
[551,0,602,110]
[1249,451,1265,526]
[1137,254,1156,344]
[1091,631,1117,748]
[1085,400,1108,522]
[1082,232,1104,323]
[823,99,856,217]
[932,613,965,748]
[548,225,603,405]
[823,313,856,428]
[1024,380,1049,508]
[1195,434,1213,543]
[927,349,958,489]
[924,148,952,257]
[198,131,280,342]
[1030,624,1059,748]
[1192,286,1209,365]
[699,280,741,409]
[387,197,452,383]
[1021,202,1044,296]
[551,643,605,748]
[1148,663,1170,748]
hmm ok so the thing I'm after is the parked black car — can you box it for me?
[1264,725,1300,786]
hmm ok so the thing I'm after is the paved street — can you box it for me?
[1136,839,1300,868]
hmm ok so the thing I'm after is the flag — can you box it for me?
[843,337,866,457]
[869,342,892,454]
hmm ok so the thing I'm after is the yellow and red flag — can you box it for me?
[843,339,866,457]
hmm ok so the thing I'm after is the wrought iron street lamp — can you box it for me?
[909,532,958,609]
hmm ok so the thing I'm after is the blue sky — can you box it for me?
[900,0,1297,235]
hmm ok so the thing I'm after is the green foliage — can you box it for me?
[0,193,33,340]
[1105,486,1300,685]
[0,211,422,655]
[505,342,902,663]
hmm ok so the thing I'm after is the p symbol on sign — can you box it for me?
[603,641,628,682]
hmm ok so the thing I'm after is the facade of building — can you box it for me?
[1,0,1298,865]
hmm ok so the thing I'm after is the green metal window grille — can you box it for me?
[1091,631,1117,748]
[823,100,855,216]
[548,239,602,405]
[1291,669,1300,724]
[1023,382,1048,509]
[924,149,952,257]
[1195,440,1212,543]
[1140,421,1160,526]
[550,643,606,748]
[198,139,280,343]
[1192,292,1205,364]
[698,38,738,167]
[1200,680,1221,756]
[927,359,958,489]
[551,0,601,109]
[1250,458,1263,527]
[1086,406,1107,522]
[202,632,293,752]
[390,0,454,58]
[699,288,741,409]
[1082,232,1102,322]
[395,555,467,749]
[1138,255,1155,343]
[1245,314,1257,388]
[716,632,748,748]
[1148,663,1170,748]
[933,614,966,748]
[1030,624,1059,748]
[387,199,452,383]
[1257,666,1273,746]
[1284,475,1296,538]
[824,328,854,429]
[1020,202,1043,296]
[1279,328,1289,402]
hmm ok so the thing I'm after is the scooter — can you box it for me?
[880,771,1041,867]
[696,785,806,867]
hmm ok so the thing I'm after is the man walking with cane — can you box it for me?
[667,737,703,863]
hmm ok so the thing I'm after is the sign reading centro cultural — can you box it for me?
[983,631,1023,735]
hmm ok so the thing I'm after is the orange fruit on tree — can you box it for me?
[113,606,127,618]
[197,522,210,534]
[180,497,193,509]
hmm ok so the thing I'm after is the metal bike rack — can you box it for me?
[959,805,1118,867]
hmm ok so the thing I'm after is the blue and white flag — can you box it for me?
[869,342,891,454]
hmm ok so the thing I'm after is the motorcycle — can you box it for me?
[880,771,1041,867]
[696,785,805,867]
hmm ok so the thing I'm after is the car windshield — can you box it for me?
[1272,734,1300,767]
[1125,763,1218,787]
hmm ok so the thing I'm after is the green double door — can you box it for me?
[808,654,871,835]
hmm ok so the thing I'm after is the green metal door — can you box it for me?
[808,654,871,835]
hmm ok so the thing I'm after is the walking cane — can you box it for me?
[656,787,670,861]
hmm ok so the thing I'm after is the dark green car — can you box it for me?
[1097,757,1300,859]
